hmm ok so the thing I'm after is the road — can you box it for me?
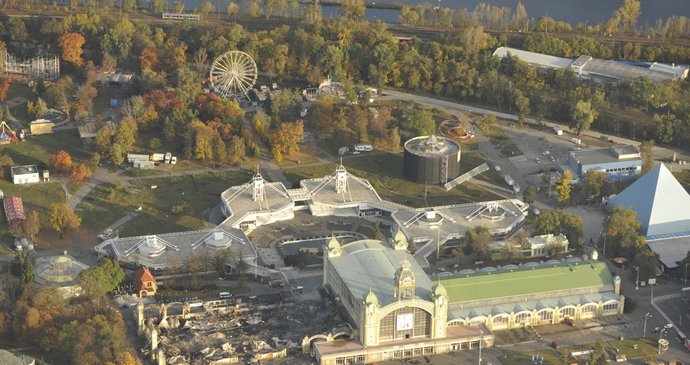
[381,89,690,163]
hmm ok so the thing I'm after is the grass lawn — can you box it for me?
[501,338,658,365]
[0,130,92,167]
[0,181,66,246]
[76,170,252,237]
[286,152,503,207]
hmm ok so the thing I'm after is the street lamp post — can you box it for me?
[643,312,652,338]
[658,328,667,354]
[635,266,640,290]
[684,263,689,286]
[602,233,607,258]
[478,330,483,365]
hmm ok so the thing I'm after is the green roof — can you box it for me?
[440,261,612,303]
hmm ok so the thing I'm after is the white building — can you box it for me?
[11,165,40,184]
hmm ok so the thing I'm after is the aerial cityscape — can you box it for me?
[0,0,690,364]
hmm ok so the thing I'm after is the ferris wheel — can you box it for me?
[209,50,258,98]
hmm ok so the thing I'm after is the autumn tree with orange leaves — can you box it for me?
[69,163,92,185]
[49,150,73,174]
[139,48,159,71]
[57,32,86,68]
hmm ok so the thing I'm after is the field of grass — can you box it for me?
[76,170,252,237]
[286,152,503,207]
[501,338,658,365]
[0,181,66,246]
[0,130,91,167]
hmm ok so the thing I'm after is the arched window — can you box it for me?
[379,307,431,342]
[515,312,531,325]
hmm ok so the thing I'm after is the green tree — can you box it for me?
[199,1,215,16]
[465,226,492,260]
[13,252,34,287]
[227,2,239,21]
[150,0,165,13]
[535,210,584,249]
[607,0,640,33]
[582,170,607,200]
[555,170,573,206]
[341,0,366,19]
[634,249,658,282]
[639,140,655,173]
[78,259,124,298]
[109,143,125,166]
[403,108,435,136]
[149,137,162,150]
[570,100,597,135]
[604,206,645,257]
[511,1,528,30]
[523,186,536,204]
[95,125,113,155]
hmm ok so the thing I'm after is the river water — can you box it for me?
[163,0,690,25]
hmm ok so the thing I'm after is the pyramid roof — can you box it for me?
[611,163,690,237]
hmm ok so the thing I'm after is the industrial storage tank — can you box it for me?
[403,135,461,184]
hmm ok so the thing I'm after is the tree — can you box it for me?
[49,150,73,174]
[535,210,584,249]
[57,32,86,68]
[13,252,34,287]
[0,152,13,178]
[341,0,366,19]
[459,25,488,54]
[227,2,239,21]
[582,170,607,200]
[635,249,658,282]
[523,186,536,204]
[10,210,41,241]
[78,259,124,298]
[555,170,573,206]
[570,100,597,135]
[199,1,215,16]
[150,0,165,13]
[227,135,246,165]
[511,1,528,30]
[269,120,304,160]
[49,203,81,236]
[139,48,159,71]
[69,163,92,185]
[0,79,11,103]
[639,140,655,173]
[403,108,435,136]
[95,125,113,155]
[607,0,640,33]
[109,143,125,166]
[604,206,645,257]
[149,137,162,150]
[465,226,492,259]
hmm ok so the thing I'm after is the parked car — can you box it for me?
[652,326,660,333]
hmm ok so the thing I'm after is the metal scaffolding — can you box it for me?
[3,52,60,80]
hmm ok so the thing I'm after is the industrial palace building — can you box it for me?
[316,235,623,364]
[97,164,624,364]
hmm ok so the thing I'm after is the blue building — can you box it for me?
[568,145,641,181]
